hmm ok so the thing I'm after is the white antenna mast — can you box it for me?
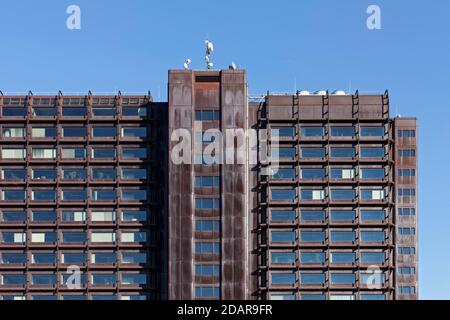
[205,39,214,69]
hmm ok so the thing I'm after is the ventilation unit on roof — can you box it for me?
[298,90,310,96]
[314,90,327,96]
[332,90,346,95]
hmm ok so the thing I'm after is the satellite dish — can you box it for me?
[183,58,191,70]
[332,90,346,95]
[229,62,237,70]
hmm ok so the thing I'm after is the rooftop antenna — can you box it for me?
[183,58,191,70]
[229,62,237,70]
[205,39,214,69]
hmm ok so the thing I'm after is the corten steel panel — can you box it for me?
[0,94,167,300]
[394,117,419,300]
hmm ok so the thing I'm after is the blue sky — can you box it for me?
[0,0,449,299]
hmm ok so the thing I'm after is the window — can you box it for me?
[398,227,416,236]
[195,264,220,277]
[1,169,26,181]
[195,110,221,121]
[0,296,26,301]
[361,147,385,158]
[92,168,116,180]
[194,176,220,187]
[330,147,355,158]
[300,273,325,285]
[2,190,26,201]
[91,252,116,264]
[330,252,355,263]
[331,127,355,137]
[122,148,146,159]
[0,253,26,264]
[32,148,56,159]
[121,232,146,243]
[301,127,324,137]
[62,107,86,117]
[301,231,325,243]
[62,232,86,243]
[1,274,26,286]
[360,273,385,286]
[92,148,115,159]
[121,273,147,285]
[272,189,296,201]
[271,252,296,264]
[2,107,27,117]
[195,287,220,298]
[301,168,325,179]
[360,294,386,300]
[62,148,86,159]
[32,107,56,117]
[31,253,56,264]
[91,295,116,300]
[92,126,116,138]
[61,211,86,222]
[271,127,296,138]
[301,147,325,158]
[31,232,56,243]
[62,168,87,180]
[271,231,296,243]
[62,127,86,138]
[121,127,147,138]
[32,169,56,180]
[91,274,116,285]
[301,210,325,222]
[32,211,56,222]
[301,189,324,200]
[398,188,416,196]
[2,211,26,222]
[330,210,355,222]
[300,252,325,263]
[122,169,146,180]
[121,252,147,264]
[195,220,220,232]
[398,247,416,255]
[330,168,355,179]
[361,252,385,263]
[31,190,56,201]
[195,198,220,209]
[61,253,86,264]
[398,130,415,138]
[271,273,295,285]
[269,293,296,301]
[398,149,416,157]
[361,231,385,242]
[122,189,146,201]
[361,189,385,200]
[61,273,86,286]
[398,267,416,275]
[0,232,26,243]
[123,106,147,117]
[273,147,296,159]
[31,128,56,138]
[1,148,26,159]
[2,127,25,138]
[361,210,385,221]
[398,208,416,216]
[398,286,416,295]
[301,294,326,300]
[330,273,355,285]
[91,211,116,222]
[195,242,220,254]
[361,127,384,137]
[271,210,296,222]
[91,233,115,246]
[360,168,385,179]
[122,211,147,222]
[398,169,416,177]
[92,107,116,117]
[61,189,86,201]
[92,189,116,201]
[271,168,296,180]
[331,189,355,201]
[330,231,355,243]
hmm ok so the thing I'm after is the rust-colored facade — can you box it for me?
[0,69,418,300]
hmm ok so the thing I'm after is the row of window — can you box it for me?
[0,231,147,244]
[269,293,387,300]
[0,189,149,202]
[0,147,147,160]
[270,188,387,201]
[271,126,386,138]
[0,294,148,301]
[272,147,386,159]
[0,272,148,286]
[271,230,387,243]
[2,106,147,117]
[270,251,388,264]
[269,271,387,286]
[1,210,147,223]
[0,168,147,181]
[0,251,147,265]
[2,126,148,139]
[271,167,387,180]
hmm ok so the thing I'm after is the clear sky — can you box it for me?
[0,0,449,300]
